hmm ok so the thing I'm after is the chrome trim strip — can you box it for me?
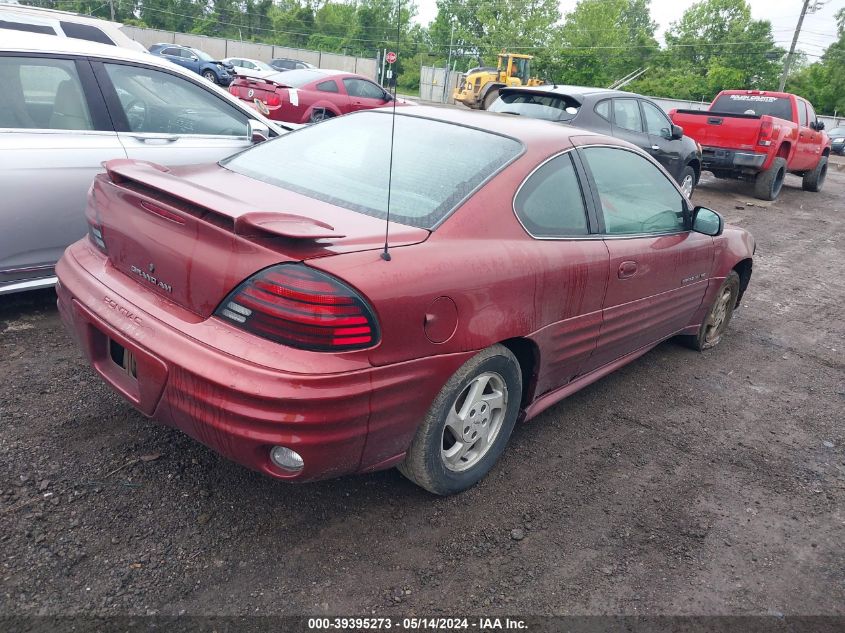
[0,276,58,295]
[1,264,54,274]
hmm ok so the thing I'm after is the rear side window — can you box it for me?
[595,99,611,121]
[222,111,523,229]
[0,56,93,130]
[60,21,115,45]
[316,80,339,93]
[489,91,580,122]
[0,19,56,35]
[711,94,793,120]
[515,153,588,237]
[613,99,642,132]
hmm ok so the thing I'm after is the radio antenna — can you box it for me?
[381,0,401,262]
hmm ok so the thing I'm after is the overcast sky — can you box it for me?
[413,0,842,58]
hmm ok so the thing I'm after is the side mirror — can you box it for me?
[813,120,825,131]
[670,124,684,140]
[692,206,723,236]
[383,91,394,102]
[248,119,270,144]
[190,56,199,62]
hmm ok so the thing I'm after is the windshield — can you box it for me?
[253,60,274,72]
[711,94,793,120]
[222,111,523,229]
[489,91,580,122]
[828,127,845,137]
[191,48,214,62]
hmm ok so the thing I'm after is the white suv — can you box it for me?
[0,5,146,52]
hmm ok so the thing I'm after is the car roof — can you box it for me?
[2,27,156,61]
[0,4,125,28]
[383,105,601,146]
[501,84,642,101]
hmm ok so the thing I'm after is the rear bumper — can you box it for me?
[701,147,767,171]
[55,241,472,482]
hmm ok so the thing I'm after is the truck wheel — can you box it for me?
[753,157,786,201]
[482,89,500,110]
[802,156,827,192]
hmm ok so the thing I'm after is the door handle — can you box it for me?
[129,134,179,143]
[618,261,638,279]
[650,145,660,151]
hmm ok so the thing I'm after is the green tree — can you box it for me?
[786,8,845,114]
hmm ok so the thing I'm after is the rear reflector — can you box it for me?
[214,264,379,352]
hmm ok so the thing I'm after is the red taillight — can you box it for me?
[229,86,237,96]
[266,92,281,107]
[215,264,379,352]
[758,116,773,147]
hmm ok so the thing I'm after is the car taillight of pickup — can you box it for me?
[669,90,831,200]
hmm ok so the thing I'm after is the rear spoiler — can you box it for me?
[103,160,345,240]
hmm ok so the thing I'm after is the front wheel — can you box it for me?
[681,271,740,351]
[802,156,827,192]
[482,89,500,110]
[398,344,522,495]
[202,70,217,83]
[308,108,332,123]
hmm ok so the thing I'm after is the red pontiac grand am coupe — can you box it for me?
[56,107,754,495]
[229,68,404,124]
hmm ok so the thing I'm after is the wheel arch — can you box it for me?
[498,337,540,411]
[776,141,791,160]
[732,258,753,307]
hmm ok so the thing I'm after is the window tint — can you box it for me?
[103,63,248,136]
[223,111,523,229]
[582,147,685,235]
[711,94,793,120]
[0,19,56,35]
[60,21,115,45]
[0,57,93,130]
[343,78,386,100]
[162,47,180,56]
[489,91,580,121]
[316,80,339,93]
[798,100,808,126]
[515,153,588,237]
[642,101,671,137]
[612,99,642,132]
[595,99,611,121]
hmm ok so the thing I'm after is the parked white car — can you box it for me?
[222,57,277,81]
[0,30,290,295]
[0,5,147,52]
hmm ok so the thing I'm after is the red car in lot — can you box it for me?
[228,68,402,124]
[56,107,755,495]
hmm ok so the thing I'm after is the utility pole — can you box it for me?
[108,0,115,21]
[779,0,825,91]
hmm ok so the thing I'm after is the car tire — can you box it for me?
[681,271,740,351]
[753,157,786,201]
[398,344,522,495]
[309,108,332,123]
[482,89,500,110]
[679,165,696,197]
[802,155,828,192]
[202,70,217,83]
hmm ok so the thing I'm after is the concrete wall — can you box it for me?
[121,26,378,80]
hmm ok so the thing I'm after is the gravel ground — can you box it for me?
[1,166,843,618]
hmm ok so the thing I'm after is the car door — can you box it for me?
[342,77,389,112]
[512,150,609,392]
[94,61,254,166]
[794,99,814,171]
[576,144,714,372]
[0,54,125,292]
[159,46,190,71]
[800,100,824,169]
[641,99,682,181]
[610,98,650,152]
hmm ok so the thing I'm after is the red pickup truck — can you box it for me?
[669,90,830,200]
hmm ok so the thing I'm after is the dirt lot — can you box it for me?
[1,165,843,618]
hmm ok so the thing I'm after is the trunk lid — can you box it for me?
[91,159,429,318]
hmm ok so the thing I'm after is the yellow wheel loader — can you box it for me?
[453,52,543,110]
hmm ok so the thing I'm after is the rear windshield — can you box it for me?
[711,94,793,121]
[269,69,325,87]
[489,91,580,122]
[222,111,523,229]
